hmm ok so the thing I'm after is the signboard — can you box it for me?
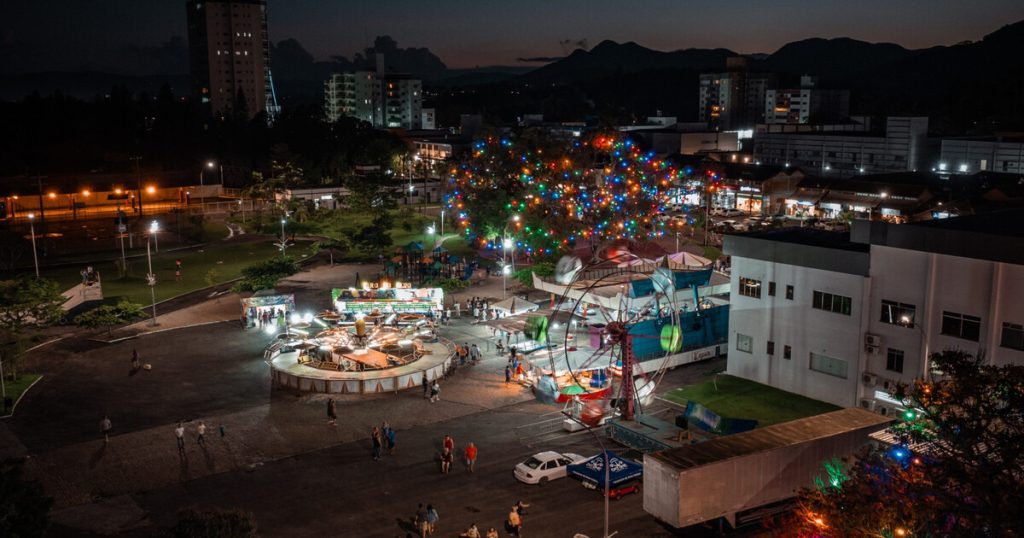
[331,287,442,314]
[117,224,127,233]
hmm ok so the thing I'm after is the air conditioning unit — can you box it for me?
[861,373,878,386]
[865,344,880,355]
[865,333,882,347]
[877,405,889,416]
[859,399,876,411]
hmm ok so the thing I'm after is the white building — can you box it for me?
[938,138,1024,174]
[323,72,422,129]
[753,117,929,178]
[724,212,1024,410]
[764,76,849,125]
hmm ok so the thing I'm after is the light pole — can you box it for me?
[27,212,39,277]
[146,221,159,326]
[501,263,511,299]
[151,220,159,253]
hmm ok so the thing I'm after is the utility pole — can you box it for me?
[130,156,144,217]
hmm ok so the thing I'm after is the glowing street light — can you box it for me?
[146,221,159,325]
[150,220,160,252]
[27,212,39,277]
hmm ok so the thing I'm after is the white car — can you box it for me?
[514,451,587,484]
[717,208,745,217]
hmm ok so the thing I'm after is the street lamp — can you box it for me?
[27,212,39,277]
[146,221,159,326]
[150,220,159,253]
[501,263,511,299]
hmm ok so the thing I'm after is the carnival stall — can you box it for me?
[241,289,296,329]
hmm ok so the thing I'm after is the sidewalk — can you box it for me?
[99,293,243,342]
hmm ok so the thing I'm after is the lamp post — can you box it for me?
[151,219,159,253]
[27,212,39,277]
[279,218,288,259]
[501,263,511,299]
[146,221,159,326]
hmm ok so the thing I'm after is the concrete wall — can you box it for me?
[726,256,866,407]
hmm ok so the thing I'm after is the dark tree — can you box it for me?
[0,460,53,537]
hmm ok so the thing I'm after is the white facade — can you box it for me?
[725,218,1024,410]
[323,72,422,129]
[938,139,1024,174]
[753,117,928,178]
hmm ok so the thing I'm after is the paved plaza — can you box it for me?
[2,261,729,537]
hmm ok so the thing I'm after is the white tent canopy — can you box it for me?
[660,251,712,268]
[491,296,540,315]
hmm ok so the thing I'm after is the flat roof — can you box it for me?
[851,210,1024,265]
[649,408,891,471]
[724,228,871,276]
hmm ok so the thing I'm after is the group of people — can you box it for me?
[243,307,287,330]
[173,420,211,455]
[372,421,397,460]
[438,434,477,475]
[504,349,526,384]
[454,342,482,365]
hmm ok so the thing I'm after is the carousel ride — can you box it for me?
[266,293,453,395]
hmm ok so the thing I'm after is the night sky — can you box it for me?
[3,0,1024,73]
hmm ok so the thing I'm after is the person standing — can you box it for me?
[196,421,206,445]
[100,415,112,444]
[430,380,440,403]
[371,427,382,460]
[505,364,512,384]
[386,425,396,455]
[454,301,461,318]
[175,268,181,281]
[425,504,439,536]
[464,441,478,473]
[485,528,499,538]
[175,422,186,452]
[443,434,455,455]
[422,373,429,399]
[440,448,453,474]
[131,349,140,371]
[327,398,337,426]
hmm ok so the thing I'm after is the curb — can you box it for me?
[0,374,44,419]
[100,319,237,344]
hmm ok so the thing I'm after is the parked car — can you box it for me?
[718,208,745,217]
[514,451,587,484]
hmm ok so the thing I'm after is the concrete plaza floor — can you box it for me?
[3,262,735,537]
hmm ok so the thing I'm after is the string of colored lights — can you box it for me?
[444,133,698,256]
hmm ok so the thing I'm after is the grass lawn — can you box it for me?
[702,245,723,260]
[2,374,42,415]
[662,374,840,426]
[39,238,315,305]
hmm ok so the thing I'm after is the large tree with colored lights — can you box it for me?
[778,349,1024,537]
[445,131,683,257]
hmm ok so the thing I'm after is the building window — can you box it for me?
[768,282,776,296]
[786,285,794,300]
[880,300,916,328]
[886,348,905,373]
[1000,322,1024,351]
[813,290,852,315]
[736,333,753,353]
[739,278,762,299]
[941,311,981,341]
[783,345,792,360]
[809,352,848,379]
[767,341,775,355]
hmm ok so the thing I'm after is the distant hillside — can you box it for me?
[0,72,189,101]
[520,40,735,84]
[761,37,913,78]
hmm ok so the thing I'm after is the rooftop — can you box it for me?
[737,228,869,253]
[649,408,891,471]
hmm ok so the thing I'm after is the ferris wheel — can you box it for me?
[534,247,688,423]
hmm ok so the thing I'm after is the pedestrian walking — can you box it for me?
[327,398,337,426]
[175,268,181,281]
[440,448,453,474]
[425,504,439,535]
[386,425,396,454]
[131,349,140,370]
[454,302,461,318]
[443,434,455,454]
[422,373,429,398]
[505,364,512,384]
[415,503,429,537]
[175,259,182,271]
[470,344,480,362]
[430,380,440,403]
[485,528,499,538]
[507,507,522,536]
[175,421,186,452]
[372,427,383,460]
[465,441,477,472]
[197,421,206,445]
[100,415,112,443]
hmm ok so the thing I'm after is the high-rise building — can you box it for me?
[698,57,776,131]
[764,76,850,125]
[323,70,422,129]
[186,0,278,119]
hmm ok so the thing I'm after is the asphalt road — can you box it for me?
[10,323,272,452]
